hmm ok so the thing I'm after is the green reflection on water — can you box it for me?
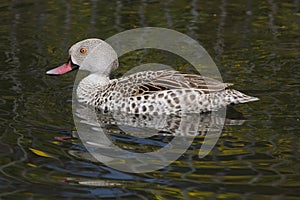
[0,0,299,199]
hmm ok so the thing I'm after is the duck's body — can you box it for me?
[47,38,258,114]
[77,70,258,115]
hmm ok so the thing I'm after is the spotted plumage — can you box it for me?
[47,38,259,115]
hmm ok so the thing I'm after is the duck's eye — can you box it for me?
[80,48,87,54]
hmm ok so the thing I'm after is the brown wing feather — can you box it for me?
[116,70,232,97]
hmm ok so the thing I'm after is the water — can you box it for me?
[0,0,299,199]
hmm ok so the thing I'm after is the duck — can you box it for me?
[46,38,259,115]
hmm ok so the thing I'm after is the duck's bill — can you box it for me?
[46,58,79,75]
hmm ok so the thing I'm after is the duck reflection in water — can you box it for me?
[47,38,258,172]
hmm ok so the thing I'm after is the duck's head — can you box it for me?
[46,38,118,76]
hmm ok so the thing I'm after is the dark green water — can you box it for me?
[0,0,299,199]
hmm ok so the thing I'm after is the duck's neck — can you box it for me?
[76,73,110,104]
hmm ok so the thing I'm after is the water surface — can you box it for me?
[0,0,299,199]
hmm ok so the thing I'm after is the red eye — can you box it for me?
[80,48,87,54]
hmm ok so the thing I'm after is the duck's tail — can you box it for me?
[224,89,259,104]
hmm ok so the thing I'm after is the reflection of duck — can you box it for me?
[75,103,228,137]
[47,38,258,114]
[68,104,244,167]
[70,103,245,140]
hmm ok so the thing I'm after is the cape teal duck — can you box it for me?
[46,38,259,115]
